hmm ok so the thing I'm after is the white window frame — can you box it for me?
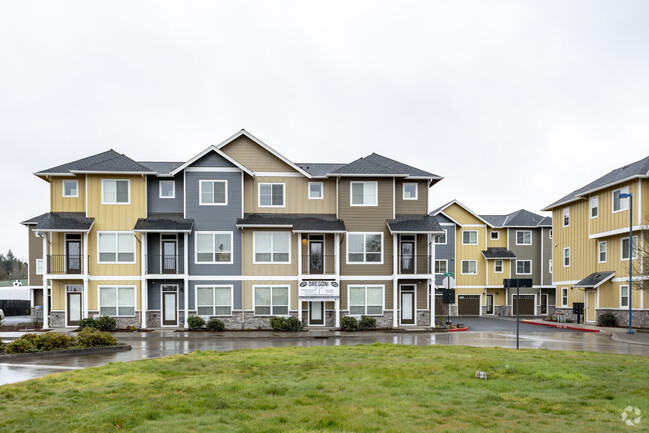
[258,183,286,208]
[435,230,447,245]
[462,230,478,245]
[563,247,570,267]
[159,180,175,199]
[346,232,384,264]
[490,231,499,240]
[253,231,291,264]
[194,231,233,264]
[598,241,607,263]
[35,258,44,275]
[516,230,532,245]
[494,260,503,273]
[434,259,448,274]
[516,260,532,275]
[101,179,130,205]
[613,186,629,213]
[350,181,378,207]
[590,196,599,219]
[561,288,568,306]
[308,182,323,200]
[98,285,136,317]
[620,285,629,307]
[562,207,570,227]
[62,179,78,198]
[621,236,638,261]
[253,285,290,316]
[461,260,477,275]
[549,229,552,239]
[196,285,233,317]
[97,231,136,264]
[549,259,552,274]
[199,180,228,206]
[348,285,384,316]
[403,182,418,200]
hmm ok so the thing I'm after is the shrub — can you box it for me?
[340,316,358,331]
[78,317,97,330]
[284,316,303,332]
[95,316,117,332]
[126,325,138,332]
[206,318,225,332]
[598,312,617,327]
[358,316,377,331]
[36,332,75,351]
[76,328,117,347]
[269,316,287,331]
[4,333,39,354]
[187,316,205,330]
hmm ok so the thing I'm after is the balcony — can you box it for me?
[47,255,86,275]
[301,255,336,275]
[145,255,184,275]
[396,254,431,275]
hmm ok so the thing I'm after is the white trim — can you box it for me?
[159,180,175,199]
[598,241,607,263]
[562,207,570,228]
[88,275,145,281]
[461,230,478,245]
[464,224,487,228]
[434,259,448,275]
[620,284,629,308]
[195,284,234,317]
[511,293,537,316]
[97,285,137,317]
[552,279,580,286]
[403,182,418,200]
[256,172,303,177]
[62,179,79,198]
[437,212,463,227]
[101,179,130,205]
[194,231,234,265]
[252,284,290,316]
[563,247,570,267]
[35,258,44,275]
[398,284,417,325]
[308,182,324,200]
[258,182,286,207]
[253,231,292,264]
[561,287,569,307]
[432,199,493,227]
[515,230,532,246]
[612,186,630,213]
[589,225,644,239]
[160,284,179,327]
[589,195,599,219]
[97,231,136,264]
[170,144,254,177]
[434,229,447,245]
[340,276,394,281]
[199,179,228,206]
[490,231,499,240]
[461,260,477,274]
[515,260,532,275]
[621,235,638,261]
[350,181,378,207]
[184,167,242,173]
[348,284,385,316]
[64,284,83,328]
[346,232,384,265]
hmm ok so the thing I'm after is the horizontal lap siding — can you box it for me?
[242,229,298,276]
[339,280,393,310]
[395,180,428,215]
[243,176,336,214]
[28,226,43,286]
[221,136,297,173]
[147,174,183,213]
[241,280,297,310]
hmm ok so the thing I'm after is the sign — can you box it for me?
[442,289,455,304]
[572,302,584,315]
[442,276,456,290]
[443,272,454,277]
[299,280,339,298]
[503,278,533,288]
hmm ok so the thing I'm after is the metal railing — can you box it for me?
[395,254,431,275]
[47,255,85,275]
[146,255,182,274]
[301,255,336,275]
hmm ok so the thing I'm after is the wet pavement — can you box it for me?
[1,317,648,386]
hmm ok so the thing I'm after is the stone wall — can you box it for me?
[50,311,65,327]
[416,310,431,326]
[597,309,649,328]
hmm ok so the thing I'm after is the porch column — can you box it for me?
[297,233,302,324]
[42,233,49,329]
[141,233,147,328]
[393,234,398,328]
[83,232,89,319]
[334,233,340,327]
[183,232,189,329]
[335,298,340,328]
[429,233,435,327]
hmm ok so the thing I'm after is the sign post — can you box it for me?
[505,278,533,350]
[442,274,455,325]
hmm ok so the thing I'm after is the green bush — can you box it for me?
[95,316,117,331]
[5,337,36,354]
[358,316,377,331]
[78,317,97,330]
[598,312,617,327]
[341,316,358,331]
[187,316,205,330]
[206,318,225,332]
[36,332,75,351]
[76,327,117,347]
[269,316,287,331]
[284,316,303,332]
[126,325,137,332]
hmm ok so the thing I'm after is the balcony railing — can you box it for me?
[145,255,183,275]
[395,254,431,275]
[47,255,86,275]
[301,255,336,275]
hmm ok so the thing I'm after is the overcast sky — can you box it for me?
[2,1,649,259]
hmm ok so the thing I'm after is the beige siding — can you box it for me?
[395,180,428,215]
[241,280,298,310]
[487,259,511,286]
[243,176,336,214]
[221,135,298,173]
[89,280,142,312]
[27,226,43,286]
[340,280,393,310]
[241,229,298,276]
[444,203,485,225]
[456,228,486,286]
[552,200,593,284]
[50,176,86,213]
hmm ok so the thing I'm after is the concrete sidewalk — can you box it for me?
[522,318,649,346]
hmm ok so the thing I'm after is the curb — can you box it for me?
[448,327,469,332]
[0,344,132,360]
[610,333,649,346]
[521,320,600,333]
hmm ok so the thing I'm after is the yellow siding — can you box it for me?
[89,280,142,311]
[589,181,640,236]
[243,176,336,214]
[456,227,486,286]
[444,203,486,226]
[50,177,86,212]
[487,229,507,248]
[221,135,298,173]
[552,200,593,284]
[487,259,511,286]
[486,288,506,306]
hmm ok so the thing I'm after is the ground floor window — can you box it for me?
[349,285,383,316]
[254,286,289,316]
[561,288,568,306]
[620,285,629,307]
[196,286,232,316]
[99,286,135,316]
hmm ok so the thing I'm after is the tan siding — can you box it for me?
[89,280,142,312]
[241,229,298,276]
[241,280,297,310]
[51,177,86,213]
[487,259,510,286]
[486,229,507,248]
[415,280,428,309]
[340,280,393,310]
[395,180,428,215]
[221,135,298,173]
[552,200,593,284]
[27,226,43,286]
[243,176,336,214]
[456,227,486,286]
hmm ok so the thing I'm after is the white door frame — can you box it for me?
[161,284,179,327]
[586,290,597,324]
[486,294,495,315]
[540,294,549,315]
[308,301,326,326]
[399,284,417,326]
[65,284,83,328]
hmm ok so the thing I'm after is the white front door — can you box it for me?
[309,301,324,325]
[68,292,81,326]
[162,286,178,326]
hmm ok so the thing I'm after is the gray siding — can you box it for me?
[192,152,238,168]
[147,280,186,309]
[509,228,542,285]
[541,227,553,285]
[147,174,184,214]
[146,233,185,274]
[434,214,456,288]
[189,280,242,310]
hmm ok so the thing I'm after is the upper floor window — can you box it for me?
[254,232,290,263]
[562,207,570,227]
[549,259,552,274]
[403,183,418,200]
[200,180,227,205]
[435,230,447,245]
[35,259,44,275]
[620,285,629,307]
[102,179,129,204]
[461,260,477,274]
[494,260,503,273]
[563,247,570,267]
[516,260,532,274]
[549,229,552,239]
[490,231,499,240]
[98,232,135,263]
[434,260,447,274]
[590,196,599,218]
[613,187,629,212]
[347,233,383,263]
[196,232,232,264]
[462,231,478,245]
[308,182,323,200]
[259,183,285,207]
[621,236,638,261]
[598,241,607,263]
[350,181,377,206]
[63,180,78,197]
[159,180,175,199]
[516,231,532,245]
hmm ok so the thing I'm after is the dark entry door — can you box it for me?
[66,236,82,274]
[541,294,548,315]
[309,241,323,274]
[162,238,177,274]
[401,241,414,274]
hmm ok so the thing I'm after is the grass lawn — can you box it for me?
[0,344,647,432]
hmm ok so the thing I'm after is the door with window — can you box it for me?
[309,301,324,325]
[400,285,416,325]
[486,294,494,315]
[541,294,548,315]
[162,285,178,326]
[66,285,82,326]
[162,235,177,274]
[400,236,415,274]
[66,234,82,274]
[309,237,324,274]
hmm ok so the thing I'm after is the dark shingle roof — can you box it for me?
[296,163,347,177]
[330,153,441,179]
[36,149,155,176]
[482,247,516,259]
[480,215,507,227]
[480,209,551,228]
[138,161,184,176]
[23,212,94,231]
[543,155,649,210]
[237,214,346,232]
[537,216,552,227]
[387,215,444,233]
[20,213,49,225]
[573,271,615,288]
[133,213,194,232]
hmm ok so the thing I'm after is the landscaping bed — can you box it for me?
[0,328,123,355]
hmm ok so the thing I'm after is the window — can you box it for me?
[549,230,552,239]
[435,260,448,274]
[494,260,503,273]
[159,180,175,199]
[98,232,135,263]
[435,230,447,244]
[62,180,78,197]
[562,288,568,306]
[516,260,532,274]
[200,180,227,205]
[35,259,44,275]
[621,236,638,260]
[403,183,418,200]
[462,231,478,245]
[563,207,569,227]
[349,285,383,315]
[254,286,289,316]
[308,182,323,199]
[259,183,285,207]
[516,231,532,245]
[620,285,629,307]
[196,232,232,263]
[347,233,382,263]
[613,186,629,212]
[490,231,499,240]
[549,259,552,274]
[99,286,135,316]
[254,232,290,263]
[590,196,598,218]
[196,286,232,316]
[102,179,129,204]
[461,260,477,274]
[350,182,378,206]
[598,241,607,263]
[563,247,570,267]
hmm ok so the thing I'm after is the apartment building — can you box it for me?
[22,130,444,329]
[431,200,553,317]
[543,156,649,326]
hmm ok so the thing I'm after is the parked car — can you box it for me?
[0,308,4,321]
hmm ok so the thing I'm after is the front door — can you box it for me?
[66,235,82,274]
[66,286,82,326]
[400,286,416,325]
[586,291,596,323]
[309,301,324,325]
[401,241,415,274]
[309,240,324,274]
[162,285,178,326]
[162,238,177,274]
[486,294,494,314]
[541,294,548,315]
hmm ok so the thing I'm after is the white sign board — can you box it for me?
[298,280,340,298]
[442,276,456,289]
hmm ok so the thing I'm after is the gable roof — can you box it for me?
[35,149,155,178]
[481,209,551,228]
[387,215,444,234]
[542,154,649,211]
[329,153,442,183]
[430,199,493,227]
[21,212,94,232]
[138,161,184,177]
[170,145,254,177]
[296,163,347,178]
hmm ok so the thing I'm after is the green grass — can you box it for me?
[0,344,647,432]
[0,278,27,287]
